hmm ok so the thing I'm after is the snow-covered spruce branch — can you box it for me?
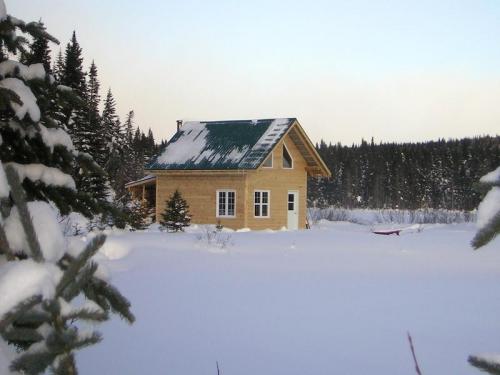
[471,167,500,249]
[469,355,500,375]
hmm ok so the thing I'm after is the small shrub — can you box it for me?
[196,226,232,249]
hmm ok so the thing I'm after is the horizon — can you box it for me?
[11,0,500,145]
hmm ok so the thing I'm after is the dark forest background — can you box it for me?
[308,136,499,211]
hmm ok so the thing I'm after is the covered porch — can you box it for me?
[125,175,157,219]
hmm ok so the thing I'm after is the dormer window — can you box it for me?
[262,152,273,168]
[282,144,293,169]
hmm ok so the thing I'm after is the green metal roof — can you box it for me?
[147,118,295,170]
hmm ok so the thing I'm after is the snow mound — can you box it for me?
[0,260,62,320]
[99,238,130,260]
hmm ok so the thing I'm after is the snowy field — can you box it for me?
[78,222,500,375]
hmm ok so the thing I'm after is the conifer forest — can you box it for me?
[309,136,499,211]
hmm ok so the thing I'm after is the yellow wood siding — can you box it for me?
[155,173,247,229]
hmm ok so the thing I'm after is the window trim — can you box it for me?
[262,152,273,169]
[254,190,271,218]
[282,143,293,169]
[216,189,236,218]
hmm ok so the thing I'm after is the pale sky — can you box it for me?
[11,0,500,145]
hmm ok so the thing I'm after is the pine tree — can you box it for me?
[160,189,191,232]
[86,61,105,164]
[101,88,128,198]
[124,110,135,146]
[58,33,114,219]
[19,20,51,73]
[52,49,64,82]
[60,31,88,153]
[0,5,134,373]
[62,31,86,97]
[126,197,151,230]
[101,88,122,159]
[78,61,110,203]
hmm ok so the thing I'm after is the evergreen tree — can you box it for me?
[124,110,135,146]
[19,20,51,72]
[58,33,114,217]
[101,88,131,199]
[60,31,88,154]
[160,189,191,231]
[52,49,64,82]
[0,4,134,373]
[61,31,86,97]
[78,61,111,204]
[126,197,151,230]
[85,61,105,164]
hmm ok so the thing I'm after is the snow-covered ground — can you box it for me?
[78,222,500,374]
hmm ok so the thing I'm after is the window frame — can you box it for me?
[254,190,271,218]
[262,152,273,169]
[216,189,236,218]
[282,143,293,169]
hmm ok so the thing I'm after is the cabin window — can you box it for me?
[282,144,293,169]
[262,152,273,168]
[254,190,270,217]
[216,190,235,217]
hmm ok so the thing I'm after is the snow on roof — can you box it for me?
[147,118,295,171]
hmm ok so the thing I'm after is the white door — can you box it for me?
[287,191,299,230]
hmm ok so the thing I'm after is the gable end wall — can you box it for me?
[246,134,308,230]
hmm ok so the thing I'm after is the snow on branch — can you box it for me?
[39,124,74,152]
[469,354,500,374]
[0,60,46,81]
[6,162,76,190]
[0,77,40,122]
[0,163,9,198]
[480,166,500,186]
[0,260,62,321]
[4,201,65,262]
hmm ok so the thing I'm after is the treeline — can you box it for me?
[309,136,500,211]
[21,29,165,202]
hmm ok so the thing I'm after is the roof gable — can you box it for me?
[147,118,295,170]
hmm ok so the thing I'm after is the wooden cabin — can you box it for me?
[126,118,330,230]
